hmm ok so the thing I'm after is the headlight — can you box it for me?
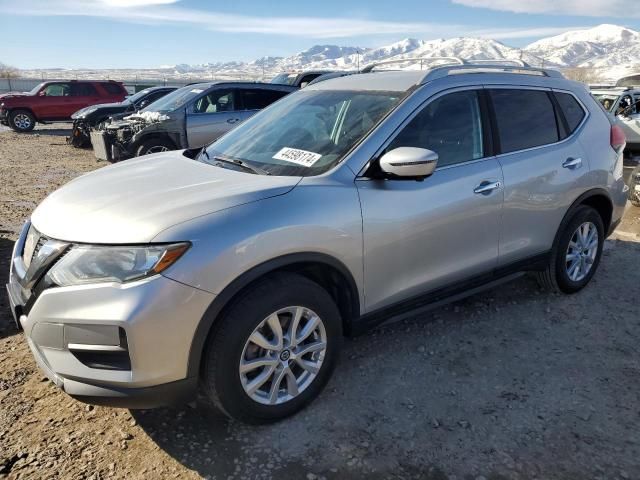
[45,243,189,287]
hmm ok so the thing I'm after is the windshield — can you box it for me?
[270,73,298,86]
[28,83,45,95]
[593,94,619,113]
[142,85,205,113]
[203,90,402,176]
[125,88,154,105]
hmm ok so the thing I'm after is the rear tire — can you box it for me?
[135,137,175,157]
[9,110,35,132]
[536,205,604,294]
[201,273,342,424]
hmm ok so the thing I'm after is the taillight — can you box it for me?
[611,124,626,152]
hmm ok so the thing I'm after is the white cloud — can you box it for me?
[0,0,585,39]
[452,0,640,18]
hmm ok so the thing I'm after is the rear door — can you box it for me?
[67,83,101,117]
[489,87,589,266]
[185,88,238,148]
[357,88,504,311]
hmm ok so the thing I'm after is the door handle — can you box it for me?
[474,180,502,195]
[226,118,240,124]
[562,157,582,169]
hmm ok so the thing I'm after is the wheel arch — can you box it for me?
[187,252,361,379]
[131,132,178,154]
[9,107,38,122]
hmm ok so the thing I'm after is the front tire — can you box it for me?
[536,205,604,294]
[135,137,175,157]
[201,273,342,424]
[9,109,35,132]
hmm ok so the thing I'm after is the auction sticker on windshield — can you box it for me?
[273,147,322,167]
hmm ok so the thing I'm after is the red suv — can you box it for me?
[0,80,127,132]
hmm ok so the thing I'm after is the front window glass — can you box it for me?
[193,90,235,113]
[203,90,401,176]
[142,85,208,113]
[387,90,484,167]
[42,83,70,96]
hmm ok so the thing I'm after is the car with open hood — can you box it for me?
[90,81,296,161]
[68,86,177,148]
[7,60,628,424]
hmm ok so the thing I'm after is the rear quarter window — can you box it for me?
[102,83,126,95]
[490,89,559,154]
[554,92,586,135]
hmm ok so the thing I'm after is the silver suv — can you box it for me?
[6,61,629,424]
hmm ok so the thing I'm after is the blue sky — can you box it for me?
[0,0,638,69]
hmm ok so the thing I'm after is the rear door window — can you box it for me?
[387,90,485,167]
[554,92,586,135]
[240,89,290,110]
[490,89,559,154]
[70,83,98,97]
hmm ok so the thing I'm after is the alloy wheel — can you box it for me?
[565,221,599,282]
[13,113,32,130]
[239,306,327,405]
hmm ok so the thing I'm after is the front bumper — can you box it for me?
[7,222,215,408]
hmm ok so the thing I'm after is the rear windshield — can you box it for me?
[203,89,401,176]
[270,73,298,86]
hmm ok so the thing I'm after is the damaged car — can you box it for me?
[69,86,177,148]
[90,82,296,162]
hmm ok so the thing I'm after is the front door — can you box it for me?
[186,89,239,148]
[356,89,504,312]
[37,82,71,119]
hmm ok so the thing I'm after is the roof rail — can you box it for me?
[465,59,529,67]
[361,56,464,73]
[420,64,564,84]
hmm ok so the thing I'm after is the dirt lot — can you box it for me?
[1,126,640,480]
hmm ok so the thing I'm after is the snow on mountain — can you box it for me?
[17,24,640,83]
[525,24,640,68]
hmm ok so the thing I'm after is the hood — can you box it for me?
[72,102,128,119]
[31,151,301,244]
[0,91,30,101]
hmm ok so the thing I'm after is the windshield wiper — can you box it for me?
[211,156,271,175]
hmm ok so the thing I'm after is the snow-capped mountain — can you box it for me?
[525,24,640,68]
[16,24,640,83]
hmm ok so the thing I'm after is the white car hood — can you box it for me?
[31,151,300,243]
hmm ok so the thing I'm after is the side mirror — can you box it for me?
[38,91,46,97]
[379,147,438,179]
[137,100,150,109]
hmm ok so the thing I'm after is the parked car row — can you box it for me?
[6,58,630,424]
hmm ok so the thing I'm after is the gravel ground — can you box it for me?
[1,126,640,480]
